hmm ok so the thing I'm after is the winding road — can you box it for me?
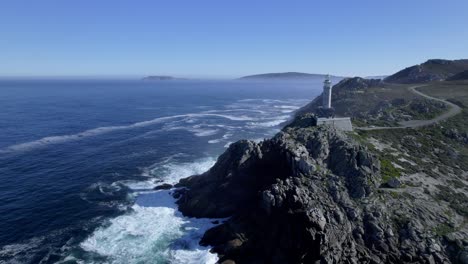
[357,84,462,130]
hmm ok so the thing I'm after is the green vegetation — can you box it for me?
[345,81,468,220]
[447,178,466,189]
[435,185,468,217]
[303,77,460,127]
[310,79,468,222]
[347,131,376,152]
[400,98,448,119]
[433,223,456,236]
[385,59,468,84]
[380,158,401,183]
[392,214,411,231]
[388,191,400,199]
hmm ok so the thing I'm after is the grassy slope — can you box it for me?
[422,60,468,76]
[351,80,468,217]
[295,79,468,249]
[385,59,468,83]
[303,81,449,127]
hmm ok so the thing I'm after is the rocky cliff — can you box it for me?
[173,115,467,263]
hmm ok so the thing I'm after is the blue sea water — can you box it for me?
[0,79,323,263]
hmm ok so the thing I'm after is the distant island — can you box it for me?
[238,72,345,80]
[142,75,187,81]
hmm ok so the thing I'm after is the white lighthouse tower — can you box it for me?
[316,75,353,131]
[322,74,332,108]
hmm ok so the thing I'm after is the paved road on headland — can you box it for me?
[357,84,462,131]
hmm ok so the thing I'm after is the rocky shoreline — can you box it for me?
[165,112,467,263]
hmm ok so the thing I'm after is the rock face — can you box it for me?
[333,77,384,91]
[175,118,464,263]
[176,125,380,263]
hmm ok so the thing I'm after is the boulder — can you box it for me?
[153,183,173,190]
[386,178,402,188]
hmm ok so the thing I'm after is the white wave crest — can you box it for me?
[0,113,254,154]
[138,157,216,186]
[248,119,287,127]
[79,190,221,264]
[77,157,220,264]
[208,133,233,144]
[192,128,219,137]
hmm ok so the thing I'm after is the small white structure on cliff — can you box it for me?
[322,74,332,108]
[318,75,353,131]
[317,117,353,131]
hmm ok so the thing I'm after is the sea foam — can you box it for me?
[74,158,220,264]
[79,191,220,264]
[0,113,254,154]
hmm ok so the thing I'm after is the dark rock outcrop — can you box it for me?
[153,183,173,190]
[175,117,463,263]
[332,77,384,91]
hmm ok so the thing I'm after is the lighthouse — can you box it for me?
[316,75,353,131]
[322,74,332,108]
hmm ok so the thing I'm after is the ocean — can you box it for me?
[0,79,323,263]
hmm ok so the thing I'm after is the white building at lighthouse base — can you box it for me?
[317,117,353,131]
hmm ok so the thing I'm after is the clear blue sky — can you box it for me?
[1,0,467,78]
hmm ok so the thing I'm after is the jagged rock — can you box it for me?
[174,122,459,263]
[387,178,402,188]
[444,128,468,144]
[402,135,422,148]
[333,77,384,90]
[153,183,173,190]
[220,260,236,264]
[459,250,468,264]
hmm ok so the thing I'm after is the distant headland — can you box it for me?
[238,72,346,80]
[142,75,187,81]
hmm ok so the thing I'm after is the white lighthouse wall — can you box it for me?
[322,87,332,108]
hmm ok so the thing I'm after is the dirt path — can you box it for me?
[357,84,462,130]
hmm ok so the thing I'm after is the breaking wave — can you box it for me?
[68,157,220,264]
[74,191,221,264]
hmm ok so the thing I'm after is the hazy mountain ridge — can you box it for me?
[385,59,468,84]
[142,75,187,81]
[239,72,345,80]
